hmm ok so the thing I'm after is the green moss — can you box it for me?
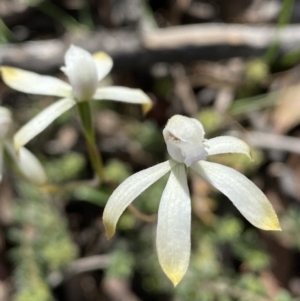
[45,152,85,183]
[104,159,132,183]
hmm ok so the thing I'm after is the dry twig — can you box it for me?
[1,24,300,73]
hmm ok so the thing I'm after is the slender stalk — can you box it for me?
[77,101,105,181]
[76,102,158,223]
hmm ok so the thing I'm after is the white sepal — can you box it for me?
[14,98,76,150]
[1,67,72,97]
[16,147,47,185]
[204,136,251,158]
[61,45,98,101]
[103,160,173,239]
[93,86,152,113]
[156,163,191,287]
[92,51,113,81]
[163,115,207,166]
[192,161,281,231]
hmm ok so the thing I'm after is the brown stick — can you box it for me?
[230,130,300,155]
[1,24,300,73]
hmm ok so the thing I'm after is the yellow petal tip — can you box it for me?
[269,223,282,231]
[259,215,281,231]
[105,233,114,240]
[167,272,184,287]
[1,66,19,82]
[103,220,116,240]
[161,265,186,287]
[93,51,112,62]
[142,101,153,114]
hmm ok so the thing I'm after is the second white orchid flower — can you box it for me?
[103,114,281,286]
[0,106,47,185]
[1,45,152,151]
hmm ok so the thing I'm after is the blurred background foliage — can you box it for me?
[1,0,300,300]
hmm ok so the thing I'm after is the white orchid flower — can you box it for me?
[1,45,152,151]
[103,114,281,286]
[0,106,47,185]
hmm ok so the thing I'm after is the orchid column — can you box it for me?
[1,45,152,181]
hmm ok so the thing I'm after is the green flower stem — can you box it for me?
[77,102,158,222]
[77,101,105,181]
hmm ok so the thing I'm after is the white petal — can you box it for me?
[92,51,113,81]
[93,86,153,113]
[103,160,173,239]
[163,115,207,166]
[204,136,251,158]
[192,161,281,231]
[14,98,76,151]
[62,45,98,101]
[1,67,72,97]
[16,147,47,185]
[157,163,190,287]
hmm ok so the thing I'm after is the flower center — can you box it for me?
[169,133,180,143]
